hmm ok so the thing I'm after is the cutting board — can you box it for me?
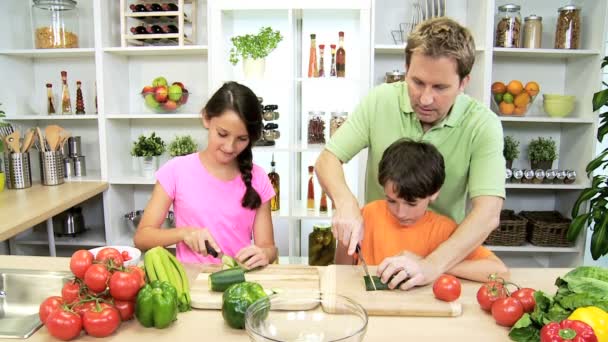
[320,265,462,317]
[190,264,320,310]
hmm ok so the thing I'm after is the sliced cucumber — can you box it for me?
[209,268,246,292]
[222,255,239,269]
[364,276,389,291]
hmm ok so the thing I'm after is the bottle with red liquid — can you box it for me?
[318,44,326,77]
[307,166,315,211]
[336,31,346,77]
[307,34,318,78]
[330,44,337,77]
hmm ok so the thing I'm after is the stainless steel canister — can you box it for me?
[40,151,65,186]
[74,155,86,177]
[4,152,32,189]
[64,157,74,178]
[68,136,82,157]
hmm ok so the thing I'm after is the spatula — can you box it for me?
[45,125,62,152]
[36,127,46,152]
[21,129,36,153]
[5,130,21,153]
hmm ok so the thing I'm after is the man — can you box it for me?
[315,17,505,290]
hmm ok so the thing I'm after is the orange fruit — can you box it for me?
[491,82,507,94]
[507,80,524,96]
[513,106,527,115]
[525,82,540,97]
[499,102,515,115]
[514,93,530,107]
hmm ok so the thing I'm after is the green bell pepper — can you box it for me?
[222,282,268,329]
[135,280,178,329]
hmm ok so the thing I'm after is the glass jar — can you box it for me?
[555,5,581,49]
[554,170,567,184]
[512,168,523,184]
[32,0,80,49]
[384,70,405,84]
[307,111,326,144]
[523,15,542,48]
[308,224,335,266]
[544,169,556,184]
[505,168,512,183]
[495,4,522,48]
[564,170,577,184]
[329,112,348,137]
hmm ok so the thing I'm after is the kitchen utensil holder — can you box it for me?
[3,152,32,189]
[68,136,82,157]
[40,151,65,186]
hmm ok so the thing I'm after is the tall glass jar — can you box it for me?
[523,15,542,48]
[495,4,522,48]
[555,5,581,49]
[308,224,335,266]
[329,112,348,137]
[307,111,325,144]
[32,0,80,49]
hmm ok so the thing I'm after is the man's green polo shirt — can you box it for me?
[326,81,505,223]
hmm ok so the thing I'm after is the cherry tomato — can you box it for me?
[61,280,82,304]
[432,274,461,302]
[109,271,140,301]
[95,247,124,267]
[69,250,93,279]
[128,266,146,288]
[477,281,508,311]
[511,288,536,313]
[491,297,524,327]
[73,301,97,318]
[39,296,64,324]
[121,250,132,261]
[113,300,135,321]
[84,264,111,293]
[45,307,82,341]
[82,304,121,338]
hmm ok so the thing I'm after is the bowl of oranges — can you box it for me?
[491,80,540,116]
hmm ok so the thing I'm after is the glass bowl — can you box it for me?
[490,81,539,116]
[141,88,190,113]
[245,291,368,342]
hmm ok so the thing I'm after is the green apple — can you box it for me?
[168,84,183,102]
[145,94,160,109]
[152,76,168,87]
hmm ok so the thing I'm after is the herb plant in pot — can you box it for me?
[168,135,197,157]
[503,136,520,169]
[131,132,165,178]
[229,26,283,79]
[527,137,557,170]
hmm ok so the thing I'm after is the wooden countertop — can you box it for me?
[0,182,108,241]
[0,256,571,341]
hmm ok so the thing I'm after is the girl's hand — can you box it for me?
[180,227,221,257]
[236,245,270,270]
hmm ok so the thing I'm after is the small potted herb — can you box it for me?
[527,137,557,170]
[229,26,283,78]
[503,136,520,169]
[131,132,166,177]
[168,135,197,157]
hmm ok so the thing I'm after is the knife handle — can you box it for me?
[204,240,219,258]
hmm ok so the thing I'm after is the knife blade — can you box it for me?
[356,244,376,291]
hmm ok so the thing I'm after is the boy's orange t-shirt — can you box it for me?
[360,200,494,265]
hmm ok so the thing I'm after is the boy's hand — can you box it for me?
[180,227,221,257]
[332,197,364,256]
[236,245,270,270]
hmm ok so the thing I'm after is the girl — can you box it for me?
[134,82,277,268]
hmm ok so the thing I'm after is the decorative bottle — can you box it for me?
[60,71,72,115]
[307,166,315,211]
[336,32,346,77]
[330,44,337,77]
[75,81,85,114]
[268,154,280,211]
[318,44,325,77]
[307,34,318,78]
[319,190,328,213]
[46,83,56,115]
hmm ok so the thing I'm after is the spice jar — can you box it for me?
[307,111,326,144]
[522,169,535,184]
[330,112,348,137]
[32,0,80,49]
[384,70,405,84]
[512,168,524,184]
[544,169,556,184]
[533,169,545,184]
[308,224,335,266]
[495,4,522,48]
[555,5,581,49]
[505,168,513,183]
[554,170,567,184]
[523,15,542,48]
[564,170,577,184]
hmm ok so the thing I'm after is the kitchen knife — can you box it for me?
[204,240,220,258]
[355,244,376,291]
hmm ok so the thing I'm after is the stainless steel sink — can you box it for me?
[0,269,71,339]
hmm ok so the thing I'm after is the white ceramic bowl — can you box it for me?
[89,245,142,267]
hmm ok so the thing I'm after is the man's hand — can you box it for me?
[377,254,443,290]
[332,197,364,256]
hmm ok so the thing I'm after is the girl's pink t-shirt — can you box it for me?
[155,153,275,263]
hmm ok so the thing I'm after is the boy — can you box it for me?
[336,138,509,289]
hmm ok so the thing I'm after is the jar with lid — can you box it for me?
[522,169,535,184]
[505,168,513,183]
[564,170,577,184]
[384,70,405,84]
[554,170,567,184]
[544,169,557,184]
[511,168,524,184]
[307,111,326,144]
[495,4,522,48]
[555,5,581,49]
[329,112,348,137]
[32,0,80,49]
[523,15,542,48]
[308,224,335,266]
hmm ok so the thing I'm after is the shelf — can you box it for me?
[506,183,588,190]
[485,243,579,253]
[499,116,594,124]
[16,227,106,247]
[0,48,95,58]
[374,45,484,54]
[4,115,99,121]
[110,176,156,185]
[104,45,208,56]
[298,77,364,84]
[106,113,201,119]
[291,205,333,220]
[66,171,103,183]
[493,48,600,59]
[125,11,182,18]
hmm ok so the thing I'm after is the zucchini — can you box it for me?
[222,255,240,269]
[364,276,389,291]
[209,268,246,292]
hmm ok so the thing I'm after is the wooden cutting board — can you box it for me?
[320,265,462,317]
[190,264,320,310]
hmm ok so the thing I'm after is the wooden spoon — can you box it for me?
[45,125,62,152]
[21,129,36,153]
[5,130,21,153]
[36,127,46,152]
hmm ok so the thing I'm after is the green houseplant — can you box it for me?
[527,137,557,170]
[568,56,608,260]
[229,27,283,78]
[503,136,520,169]
[131,132,165,178]
[168,135,197,157]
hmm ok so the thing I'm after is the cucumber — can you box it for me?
[222,255,240,269]
[209,268,246,292]
[364,276,389,291]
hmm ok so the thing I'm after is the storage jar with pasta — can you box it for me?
[555,5,581,49]
[495,4,522,48]
[32,0,80,49]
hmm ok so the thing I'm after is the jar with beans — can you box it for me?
[329,112,348,137]
[307,111,326,144]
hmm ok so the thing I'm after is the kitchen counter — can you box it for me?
[0,182,108,242]
[0,255,570,341]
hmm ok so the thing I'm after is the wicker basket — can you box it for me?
[519,211,573,247]
[484,210,528,246]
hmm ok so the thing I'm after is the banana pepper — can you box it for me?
[135,280,178,329]
[568,306,608,342]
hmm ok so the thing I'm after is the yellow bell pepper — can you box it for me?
[568,306,608,342]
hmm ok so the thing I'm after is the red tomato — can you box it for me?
[121,250,132,261]
[45,307,82,341]
[113,300,135,321]
[491,297,524,327]
[39,296,64,324]
[432,274,461,302]
[84,264,111,293]
[73,301,97,318]
[128,266,146,288]
[70,250,94,279]
[95,247,124,267]
[511,288,536,313]
[109,271,140,301]
[477,281,508,311]
[61,280,82,304]
[82,304,121,338]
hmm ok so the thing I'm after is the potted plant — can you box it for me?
[131,132,165,178]
[229,26,283,79]
[527,137,557,170]
[168,135,197,157]
[568,56,608,260]
[503,136,520,169]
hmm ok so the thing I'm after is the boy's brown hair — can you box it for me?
[378,138,445,202]
[405,17,476,81]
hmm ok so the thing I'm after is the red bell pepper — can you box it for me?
[540,319,598,342]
